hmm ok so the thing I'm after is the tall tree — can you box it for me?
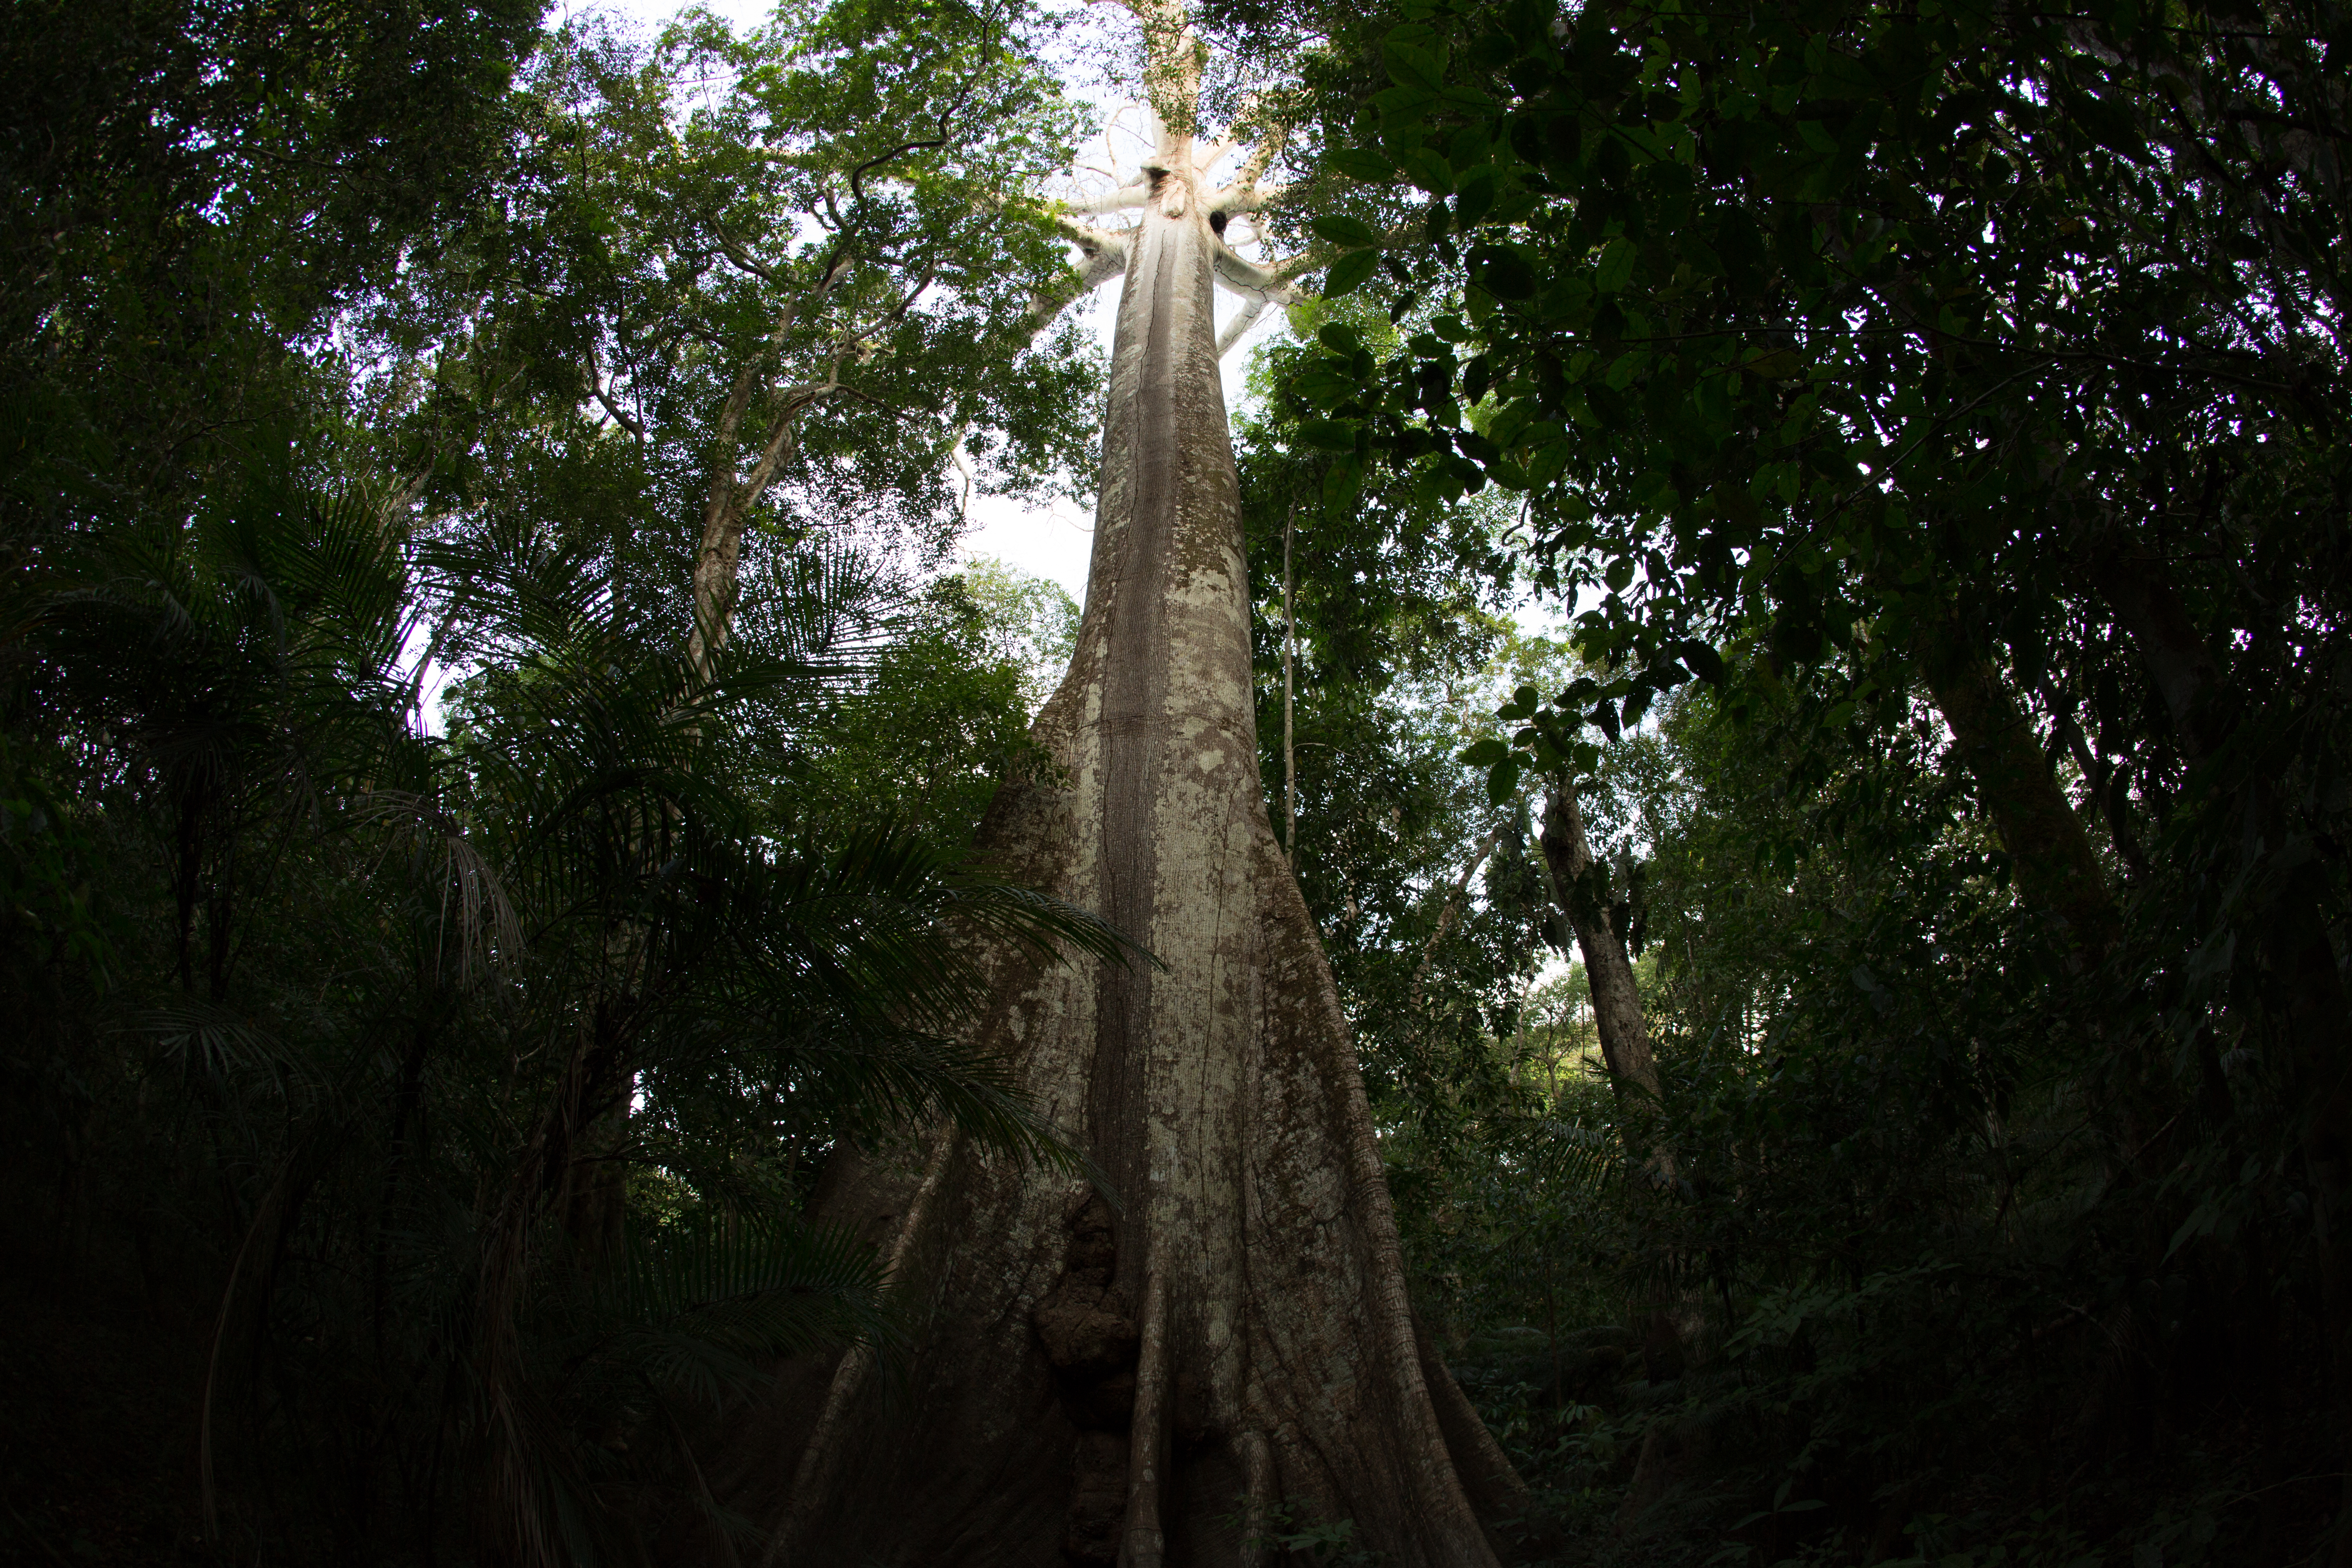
[357,0,1098,670]
[703,2,1527,1562]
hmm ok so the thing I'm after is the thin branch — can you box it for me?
[708,223,782,285]
[1410,824,1504,1013]
[589,379,646,439]
[583,343,647,439]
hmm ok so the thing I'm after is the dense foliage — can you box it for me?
[1,2,1115,1561]
[1222,0,2352,1561]
[8,0,2349,1562]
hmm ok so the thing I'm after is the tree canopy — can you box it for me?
[5,0,2350,1562]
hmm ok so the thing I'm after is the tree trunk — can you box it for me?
[698,77,1524,1568]
[1912,609,2118,960]
[1537,779,1656,1102]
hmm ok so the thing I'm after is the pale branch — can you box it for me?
[1101,0,1203,137]
[1028,225,1129,334]
[1409,824,1505,1015]
[1216,295,1270,356]
[589,379,646,439]
[1052,212,1135,251]
[1063,179,1151,215]
[1247,219,1422,292]
[1207,179,1289,216]
[949,435,978,516]
[1210,240,1306,310]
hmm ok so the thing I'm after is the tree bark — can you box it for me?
[1537,778,1657,1102]
[1912,609,2118,960]
[696,29,1523,1565]
[1282,499,1298,867]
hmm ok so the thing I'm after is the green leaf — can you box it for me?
[1678,639,1725,685]
[2072,85,2145,161]
[1454,168,1497,227]
[1478,248,1538,300]
[1741,348,1805,379]
[1325,147,1396,182]
[1371,86,1437,125]
[1383,38,1446,92]
[1317,323,1366,358]
[1321,248,1381,297]
[1296,418,1358,452]
[1311,215,1382,249]
[1322,452,1365,507]
[1486,754,1524,805]
[1525,442,1572,488]
[1462,737,1510,767]
[1595,236,1637,293]
[1403,146,1454,195]
[1288,366,1358,409]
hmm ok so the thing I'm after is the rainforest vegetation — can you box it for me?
[2,0,2346,1563]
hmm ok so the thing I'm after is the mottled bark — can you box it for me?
[693,28,1522,1565]
[1913,610,2119,959]
[1537,780,1656,1102]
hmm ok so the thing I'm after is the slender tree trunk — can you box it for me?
[1537,777,1656,1102]
[1410,825,1501,1016]
[1912,609,2118,960]
[1535,776,1689,1506]
[698,35,1523,1567]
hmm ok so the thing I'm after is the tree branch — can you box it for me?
[1409,824,1503,1014]
[1215,295,1269,356]
[1063,179,1151,215]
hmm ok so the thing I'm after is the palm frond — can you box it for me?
[589,1215,896,1410]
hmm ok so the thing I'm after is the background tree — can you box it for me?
[1228,0,2352,1558]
